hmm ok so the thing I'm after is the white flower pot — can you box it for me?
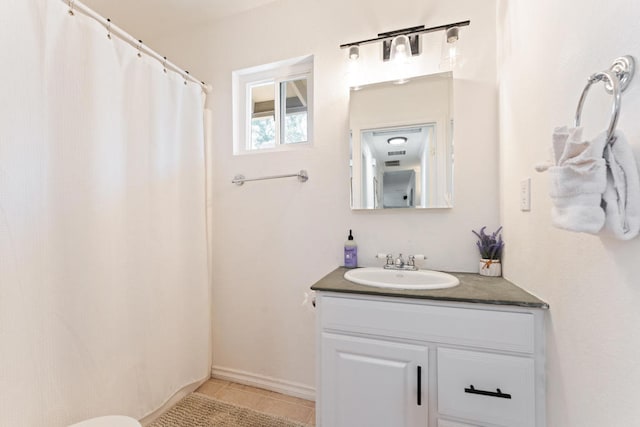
[479,259,501,277]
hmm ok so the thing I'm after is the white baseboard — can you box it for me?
[211,365,316,401]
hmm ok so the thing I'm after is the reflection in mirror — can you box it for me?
[361,125,435,208]
[350,72,454,209]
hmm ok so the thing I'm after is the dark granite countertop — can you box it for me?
[311,267,549,309]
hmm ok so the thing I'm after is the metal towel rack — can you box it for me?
[232,170,309,186]
[574,55,635,145]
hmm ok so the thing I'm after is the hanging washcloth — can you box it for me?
[602,131,640,240]
[535,126,607,233]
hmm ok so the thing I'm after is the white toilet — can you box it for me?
[68,415,141,427]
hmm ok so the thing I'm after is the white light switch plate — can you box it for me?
[520,178,531,211]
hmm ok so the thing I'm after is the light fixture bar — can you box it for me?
[377,25,426,38]
[339,20,470,49]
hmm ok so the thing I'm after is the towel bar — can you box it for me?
[232,170,309,186]
[574,55,635,145]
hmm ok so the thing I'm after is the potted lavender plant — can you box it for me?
[472,226,504,277]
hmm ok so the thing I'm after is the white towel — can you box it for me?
[602,131,640,240]
[536,126,607,234]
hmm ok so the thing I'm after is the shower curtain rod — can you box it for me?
[64,0,212,93]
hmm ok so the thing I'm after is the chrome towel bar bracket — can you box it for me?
[232,170,309,186]
[574,55,635,145]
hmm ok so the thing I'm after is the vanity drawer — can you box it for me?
[437,348,535,427]
[319,296,535,353]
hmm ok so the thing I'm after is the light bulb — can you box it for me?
[390,35,412,64]
[440,27,461,70]
[446,27,459,43]
[346,52,362,89]
[348,45,359,61]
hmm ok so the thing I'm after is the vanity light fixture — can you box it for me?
[348,46,360,61]
[441,26,461,67]
[446,26,459,43]
[340,20,470,62]
[389,34,412,63]
[387,137,408,145]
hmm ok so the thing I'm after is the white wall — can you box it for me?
[498,0,640,425]
[152,0,498,394]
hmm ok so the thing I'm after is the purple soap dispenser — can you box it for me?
[344,229,358,268]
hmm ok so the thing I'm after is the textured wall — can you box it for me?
[150,0,499,394]
[497,0,640,424]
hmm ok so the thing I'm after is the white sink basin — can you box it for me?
[344,267,460,290]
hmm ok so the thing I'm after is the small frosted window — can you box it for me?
[284,112,308,144]
[233,56,313,154]
[281,79,308,145]
[250,81,276,149]
[251,116,276,149]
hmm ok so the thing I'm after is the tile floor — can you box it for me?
[196,378,316,426]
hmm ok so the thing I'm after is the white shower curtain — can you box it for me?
[0,1,210,425]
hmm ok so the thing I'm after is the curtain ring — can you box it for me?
[106,18,112,39]
[137,40,143,58]
[184,71,190,85]
[68,0,75,16]
[574,70,620,145]
[163,57,168,74]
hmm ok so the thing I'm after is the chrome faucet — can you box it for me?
[377,253,426,271]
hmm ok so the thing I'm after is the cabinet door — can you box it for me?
[320,332,429,427]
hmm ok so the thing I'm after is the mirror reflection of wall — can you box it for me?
[350,72,454,210]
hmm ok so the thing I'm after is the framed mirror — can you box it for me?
[349,72,454,209]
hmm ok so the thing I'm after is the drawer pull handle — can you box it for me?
[464,385,512,399]
[417,366,422,406]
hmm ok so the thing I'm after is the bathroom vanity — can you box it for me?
[311,268,548,427]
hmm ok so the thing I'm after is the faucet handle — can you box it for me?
[376,253,394,265]
[408,254,427,268]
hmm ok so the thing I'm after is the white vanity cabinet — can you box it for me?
[322,333,429,426]
[315,292,546,427]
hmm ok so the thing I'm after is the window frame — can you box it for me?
[233,55,314,155]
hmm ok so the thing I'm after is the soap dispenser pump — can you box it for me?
[344,229,358,268]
